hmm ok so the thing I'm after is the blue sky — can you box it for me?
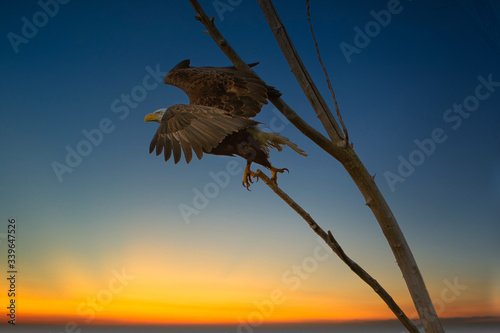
[0,0,499,325]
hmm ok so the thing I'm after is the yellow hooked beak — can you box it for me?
[144,113,162,123]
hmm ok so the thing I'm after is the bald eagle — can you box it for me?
[144,59,307,189]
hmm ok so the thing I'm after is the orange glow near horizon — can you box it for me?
[5,281,499,326]
[2,232,499,326]
[8,296,402,326]
[2,265,406,326]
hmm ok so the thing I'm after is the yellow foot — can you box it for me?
[242,164,259,190]
[270,166,289,184]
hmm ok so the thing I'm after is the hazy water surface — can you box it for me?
[1,321,500,333]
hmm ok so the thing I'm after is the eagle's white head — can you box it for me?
[144,108,167,123]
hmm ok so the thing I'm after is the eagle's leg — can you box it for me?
[242,161,258,190]
[270,166,289,184]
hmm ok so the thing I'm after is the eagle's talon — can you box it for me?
[242,163,258,190]
[242,180,252,191]
[270,166,288,183]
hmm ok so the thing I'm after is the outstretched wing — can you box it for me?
[164,59,281,118]
[149,104,258,164]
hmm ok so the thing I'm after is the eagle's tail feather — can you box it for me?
[248,129,307,156]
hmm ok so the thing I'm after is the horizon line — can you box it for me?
[4,315,500,326]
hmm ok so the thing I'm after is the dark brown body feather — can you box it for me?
[164,59,281,118]
[210,131,272,169]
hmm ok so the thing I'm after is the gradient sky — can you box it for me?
[1,0,499,328]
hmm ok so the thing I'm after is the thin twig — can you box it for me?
[255,170,419,333]
[305,0,349,145]
[256,0,345,143]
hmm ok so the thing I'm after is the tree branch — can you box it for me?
[256,0,345,143]
[305,0,349,144]
[255,170,419,333]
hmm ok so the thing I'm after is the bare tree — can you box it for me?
[187,1,444,332]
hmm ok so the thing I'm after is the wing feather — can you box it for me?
[163,136,172,162]
[182,126,204,160]
[149,133,158,154]
[155,136,164,156]
[179,139,193,164]
[170,135,182,164]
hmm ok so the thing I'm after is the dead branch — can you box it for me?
[255,170,419,333]
[255,1,345,143]
[305,0,349,144]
